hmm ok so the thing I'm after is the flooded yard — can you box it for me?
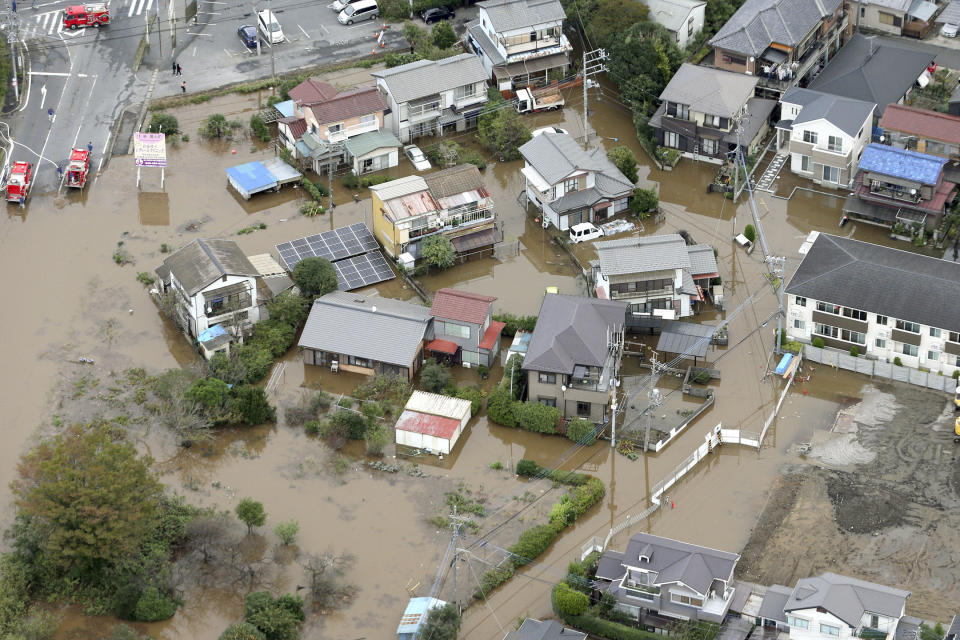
[1,75,953,640]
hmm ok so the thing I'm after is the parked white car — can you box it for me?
[942,22,959,38]
[532,126,570,137]
[257,10,283,43]
[404,145,431,171]
[331,0,364,11]
[569,222,603,244]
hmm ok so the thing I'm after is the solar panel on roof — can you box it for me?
[274,223,380,271]
[332,251,395,291]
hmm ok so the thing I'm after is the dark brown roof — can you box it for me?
[278,116,307,139]
[288,78,338,105]
[879,104,960,146]
[424,164,486,199]
[308,86,386,126]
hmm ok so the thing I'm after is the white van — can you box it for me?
[338,0,378,24]
[568,222,603,243]
[257,9,283,44]
[331,0,364,12]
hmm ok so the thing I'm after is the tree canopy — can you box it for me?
[607,146,639,184]
[418,603,461,640]
[291,257,338,300]
[606,21,683,115]
[421,235,457,270]
[477,96,532,161]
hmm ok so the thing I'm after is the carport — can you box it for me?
[225,159,301,200]
[656,320,716,365]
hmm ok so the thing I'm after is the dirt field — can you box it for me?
[737,383,960,621]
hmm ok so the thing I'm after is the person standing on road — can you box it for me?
[176,63,182,76]
[87,140,93,154]
[181,81,186,93]
[172,60,176,74]
[47,107,54,123]
[57,163,63,180]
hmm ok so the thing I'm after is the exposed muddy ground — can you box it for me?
[737,383,960,621]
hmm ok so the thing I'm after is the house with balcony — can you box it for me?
[785,233,960,376]
[841,144,956,232]
[644,0,707,49]
[592,234,719,319]
[277,78,399,175]
[154,238,263,350]
[427,288,505,369]
[807,33,932,119]
[522,293,627,422]
[849,0,938,38]
[594,533,740,629]
[878,104,960,162]
[370,165,499,263]
[649,64,776,164]
[777,88,875,188]
[373,54,489,143]
[708,0,850,95]
[465,0,571,91]
[518,131,633,231]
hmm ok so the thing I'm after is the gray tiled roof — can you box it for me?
[298,292,432,367]
[522,294,627,374]
[621,533,739,596]
[757,584,792,623]
[709,0,841,57]
[658,64,758,118]
[945,613,960,640]
[596,234,692,276]
[596,550,626,581]
[519,132,605,184]
[784,573,909,628]
[373,54,488,105]
[161,239,259,296]
[863,0,910,9]
[687,244,720,276]
[785,233,960,334]
[477,0,566,33]
[781,87,875,138]
[466,20,506,65]
[646,0,707,32]
[503,618,587,640]
[808,33,932,117]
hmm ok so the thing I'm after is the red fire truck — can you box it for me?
[63,3,109,29]
[5,162,33,204]
[66,149,90,189]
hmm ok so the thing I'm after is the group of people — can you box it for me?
[172,61,186,93]
[761,60,799,82]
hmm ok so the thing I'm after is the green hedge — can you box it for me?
[515,459,590,486]
[487,387,518,427]
[515,402,561,434]
[472,565,514,600]
[554,582,589,616]
[493,313,537,337]
[509,523,563,565]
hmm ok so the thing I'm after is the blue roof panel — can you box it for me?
[225,161,277,193]
[858,143,947,185]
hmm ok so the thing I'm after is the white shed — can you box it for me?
[395,391,472,455]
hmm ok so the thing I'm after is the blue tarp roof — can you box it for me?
[226,161,277,194]
[397,597,443,635]
[774,353,793,375]
[198,324,229,343]
[274,99,296,118]
[859,143,947,185]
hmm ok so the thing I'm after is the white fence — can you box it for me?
[803,345,957,394]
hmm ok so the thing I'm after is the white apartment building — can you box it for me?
[785,233,960,375]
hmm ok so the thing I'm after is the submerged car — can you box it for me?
[404,145,431,171]
[569,222,603,244]
[532,126,570,137]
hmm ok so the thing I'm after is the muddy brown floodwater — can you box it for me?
[1,80,949,640]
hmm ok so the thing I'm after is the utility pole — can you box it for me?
[642,353,663,453]
[254,2,261,57]
[581,48,607,144]
[607,324,624,448]
[5,0,20,103]
[448,506,470,609]
[767,256,786,355]
[267,0,276,91]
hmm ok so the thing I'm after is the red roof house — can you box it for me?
[879,104,960,159]
[394,391,473,455]
[428,289,505,369]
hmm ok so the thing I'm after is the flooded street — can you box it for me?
[2,79,950,640]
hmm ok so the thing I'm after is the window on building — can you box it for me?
[896,319,920,333]
[858,127,864,138]
[902,344,919,357]
[577,401,591,417]
[722,53,747,66]
[827,135,842,153]
[688,16,695,35]
[878,11,901,26]
[841,329,866,345]
[822,165,839,183]
[359,113,377,125]
[875,338,886,349]
[956,355,960,367]
[538,397,557,407]
[821,625,841,637]
[454,83,477,101]
[816,323,839,339]
[930,327,942,338]
[563,177,579,194]
[928,350,940,361]
[539,372,557,384]
[701,138,718,155]
[444,323,471,339]
[676,103,690,120]
[950,332,960,343]
[794,319,805,330]
[816,302,840,314]
[803,130,818,144]
[348,355,372,368]
[842,307,867,321]
[787,617,810,630]
[703,114,721,128]
[877,315,888,325]
[664,131,680,149]
[327,123,343,134]
[801,155,811,172]
[796,296,806,307]
[671,593,704,608]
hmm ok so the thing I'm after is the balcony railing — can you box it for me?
[867,185,923,204]
[402,200,495,240]
[621,580,659,601]
[504,33,570,59]
[408,101,441,121]
[609,286,674,300]
[326,120,380,143]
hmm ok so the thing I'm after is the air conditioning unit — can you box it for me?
[330,361,339,372]
[462,362,472,369]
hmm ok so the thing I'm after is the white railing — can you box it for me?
[326,120,380,143]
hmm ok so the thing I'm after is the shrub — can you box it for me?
[431,20,457,48]
[508,523,562,565]
[554,582,589,616]
[147,112,179,134]
[186,377,231,412]
[364,423,390,455]
[219,622,267,640]
[515,401,562,434]
[473,566,514,599]
[812,337,825,348]
[304,420,321,435]
[421,235,457,270]
[516,459,540,476]
[953,370,959,379]
[384,52,422,67]
[486,388,518,427]
[631,187,659,217]
[236,498,267,533]
[244,592,305,640]
[489,461,504,470]
[477,95,531,161]
[291,257,338,300]
[420,359,454,393]
[455,386,483,415]
[250,114,271,142]
[274,520,299,545]
[329,409,368,440]
[850,346,859,357]
[743,224,757,243]
[894,357,903,366]
[493,313,537,336]
[200,113,233,139]
[607,146,639,184]
[133,587,178,622]
[565,418,596,445]
[252,319,296,358]
[229,385,277,425]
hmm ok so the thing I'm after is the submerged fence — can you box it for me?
[802,345,958,394]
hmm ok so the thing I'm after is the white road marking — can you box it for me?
[56,18,63,33]
[192,45,197,55]
[145,0,154,11]
[102,138,109,154]
[187,31,212,35]
[29,71,71,76]
[39,84,46,110]
[320,23,329,33]
[298,24,309,38]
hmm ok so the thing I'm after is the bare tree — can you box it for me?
[301,551,357,612]
[185,513,233,563]
[150,369,212,442]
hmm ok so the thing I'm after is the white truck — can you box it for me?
[515,85,565,114]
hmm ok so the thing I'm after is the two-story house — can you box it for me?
[777,88,875,189]
[370,165,499,263]
[518,131,633,231]
[592,234,719,318]
[649,64,776,164]
[594,533,740,629]
[523,293,627,422]
[277,78,400,175]
[708,0,850,94]
[786,233,960,376]
[465,0,571,91]
[841,144,956,232]
[878,104,960,162]
[427,288,505,368]
[644,0,706,49]
[154,238,263,347]
[373,54,489,143]
[849,0,937,38]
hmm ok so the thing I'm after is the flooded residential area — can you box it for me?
[4,1,960,639]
